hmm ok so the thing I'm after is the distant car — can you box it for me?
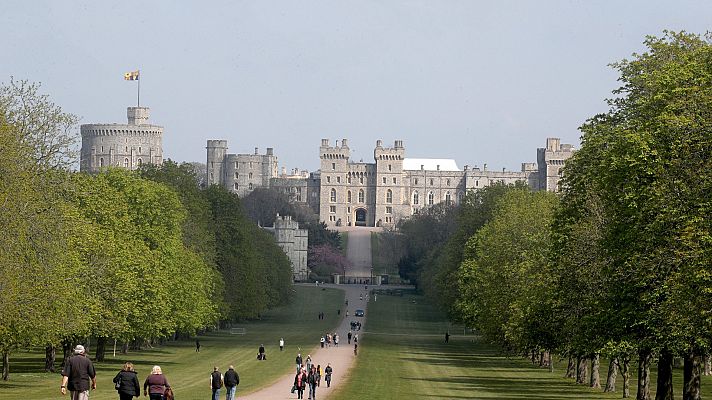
[355,309,365,317]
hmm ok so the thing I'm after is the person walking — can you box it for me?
[258,344,266,360]
[210,366,223,400]
[293,368,307,399]
[307,366,318,400]
[279,338,284,351]
[223,365,239,400]
[196,339,201,352]
[60,344,96,399]
[354,342,358,356]
[334,334,339,347]
[347,331,352,345]
[305,355,312,372]
[295,353,303,372]
[320,336,325,348]
[113,362,140,400]
[316,364,322,387]
[324,364,333,388]
[143,365,170,400]
[445,331,450,344]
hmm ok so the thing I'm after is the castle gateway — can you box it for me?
[207,137,574,229]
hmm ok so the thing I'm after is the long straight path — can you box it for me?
[240,284,370,399]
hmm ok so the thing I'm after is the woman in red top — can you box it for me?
[143,365,170,400]
[293,367,307,399]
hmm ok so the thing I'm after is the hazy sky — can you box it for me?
[2,1,710,172]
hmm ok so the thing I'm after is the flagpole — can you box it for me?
[137,70,140,107]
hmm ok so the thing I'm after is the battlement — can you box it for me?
[319,138,350,159]
[374,139,405,161]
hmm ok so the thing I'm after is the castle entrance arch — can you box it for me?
[355,208,367,227]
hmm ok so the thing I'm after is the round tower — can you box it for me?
[80,106,163,173]
[206,140,228,186]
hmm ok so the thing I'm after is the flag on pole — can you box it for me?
[124,70,140,81]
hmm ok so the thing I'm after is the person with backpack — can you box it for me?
[210,366,223,400]
[223,365,239,400]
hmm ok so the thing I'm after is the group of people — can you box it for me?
[319,332,339,348]
[59,344,243,400]
[293,354,334,400]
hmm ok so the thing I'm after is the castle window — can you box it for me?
[446,179,450,186]
[383,177,386,184]
[445,192,452,205]
[414,178,418,185]
[413,191,419,205]
[386,206,392,214]
[249,183,253,190]
[138,147,142,154]
[386,189,393,204]
[430,178,434,186]
[327,176,331,183]
[358,189,364,203]
[235,172,239,179]
[337,176,341,183]
[332,162,336,170]
[99,158,104,167]
[428,192,434,205]
[330,188,337,202]
[347,191,352,203]
[330,206,336,213]
[388,164,392,171]
[125,146,128,152]
[234,183,238,190]
[137,158,142,166]
[124,158,129,168]
[249,172,253,179]
[347,176,352,184]
[476,180,479,187]
[101,146,104,152]
[458,192,464,204]
[392,177,396,184]
[359,177,364,184]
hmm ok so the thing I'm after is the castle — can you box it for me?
[80,107,163,172]
[263,214,309,281]
[207,137,575,228]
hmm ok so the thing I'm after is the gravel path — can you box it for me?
[240,284,369,400]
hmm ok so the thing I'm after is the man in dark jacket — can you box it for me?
[60,344,96,399]
[210,366,223,400]
[224,365,239,400]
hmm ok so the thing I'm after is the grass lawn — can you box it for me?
[0,285,344,399]
[331,289,712,400]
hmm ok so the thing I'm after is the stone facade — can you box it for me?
[80,107,163,172]
[206,141,279,198]
[207,137,574,228]
[264,214,308,281]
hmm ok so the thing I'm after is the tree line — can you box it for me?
[0,80,293,380]
[397,32,712,400]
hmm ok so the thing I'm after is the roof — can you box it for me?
[403,158,460,171]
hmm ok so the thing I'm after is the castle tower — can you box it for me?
[206,140,228,186]
[318,139,352,226]
[373,139,406,228]
[537,137,575,192]
[273,214,309,281]
[80,106,163,173]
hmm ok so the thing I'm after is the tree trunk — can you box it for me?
[655,348,674,400]
[637,349,652,400]
[95,337,106,362]
[590,353,601,389]
[576,356,588,385]
[683,351,701,400]
[565,356,576,378]
[622,356,631,398]
[531,349,537,364]
[61,340,73,366]
[539,351,545,367]
[548,352,554,373]
[121,342,129,355]
[604,357,618,392]
[704,354,711,376]
[44,345,56,372]
[2,351,9,381]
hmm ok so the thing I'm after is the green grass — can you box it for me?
[331,290,712,400]
[0,286,344,399]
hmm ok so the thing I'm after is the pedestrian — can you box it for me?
[347,331,352,344]
[196,339,201,352]
[354,334,358,344]
[60,344,96,399]
[306,355,312,372]
[210,366,223,400]
[320,336,325,348]
[307,366,318,400]
[354,342,358,356]
[445,331,450,344]
[113,362,140,400]
[258,344,266,360]
[224,365,239,400]
[296,353,303,372]
[324,364,333,388]
[293,368,307,399]
[346,310,349,317]
[316,364,322,387]
[143,365,170,400]
[334,334,339,347]
[279,338,284,352]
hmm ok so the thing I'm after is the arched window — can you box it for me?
[330,188,337,203]
[445,192,452,205]
[249,172,253,179]
[124,158,129,168]
[137,158,142,166]
[413,191,419,205]
[347,191,352,203]
[358,189,364,203]
[99,158,104,167]
[386,189,393,204]
[428,192,434,205]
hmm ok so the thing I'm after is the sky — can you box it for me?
[1,1,710,172]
